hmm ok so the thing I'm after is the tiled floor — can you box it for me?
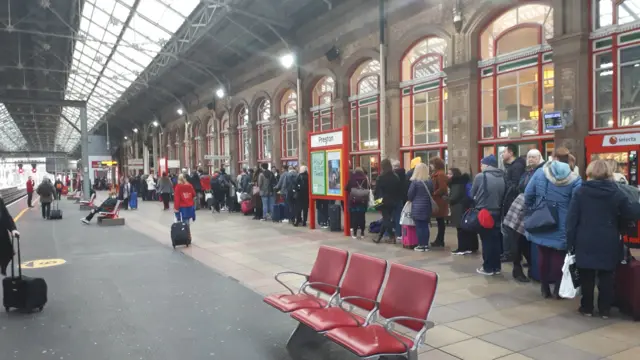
[120,198,640,360]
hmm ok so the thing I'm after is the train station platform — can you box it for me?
[2,194,640,360]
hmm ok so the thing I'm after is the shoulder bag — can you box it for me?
[350,181,370,205]
[421,181,439,214]
[523,179,559,233]
[461,173,492,231]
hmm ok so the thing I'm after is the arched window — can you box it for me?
[478,3,554,160]
[312,77,335,132]
[193,123,201,167]
[219,113,230,170]
[257,99,272,161]
[349,59,381,183]
[400,36,448,170]
[280,90,298,159]
[592,0,640,129]
[237,105,250,165]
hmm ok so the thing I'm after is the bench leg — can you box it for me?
[378,350,417,360]
[285,323,327,356]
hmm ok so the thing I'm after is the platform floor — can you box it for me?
[3,194,640,360]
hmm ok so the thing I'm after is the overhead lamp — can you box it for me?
[279,53,296,69]
[124,136,128,140]
[177,108,184,116]
[152,120,159,127]
[133,128,138,133]
[215,88,225,99]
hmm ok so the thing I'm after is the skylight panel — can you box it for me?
[61,0,200,151]
[0,104,28,151]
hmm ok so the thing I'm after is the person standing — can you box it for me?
[374,159,402,243]
[408,163,435,252]
[429,157,449,248]
[472,155,507,276]
[392,160,407,241]
[524,147,581,297]
[157,172,173,210]
[447,168,477,255]
[566,160,640,317]
[501,144,527,262]
[0,197,20,275]
[346,167,370,239]
[26,176,35,208]
[54,178,64,200]
[36,178,56,219]
[293,166,309,227]
[119,177,131,211]
[258,163,276,220]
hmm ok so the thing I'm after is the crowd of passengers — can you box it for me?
[370,145,639,319]
[77,144,640,319]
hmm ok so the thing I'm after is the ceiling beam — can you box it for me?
[0,97,86,107]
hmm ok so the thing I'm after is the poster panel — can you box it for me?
[326,150,342,196]
[311,151,326,196]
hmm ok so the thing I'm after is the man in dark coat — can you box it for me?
[501,144,526,261]
[0,198,19,275]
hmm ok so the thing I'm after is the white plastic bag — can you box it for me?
[399,201,414,226]
[559,254,580,299]
[205,192,212,201]
[368,189,375,208]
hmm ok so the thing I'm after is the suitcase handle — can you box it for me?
[10,234,22,279]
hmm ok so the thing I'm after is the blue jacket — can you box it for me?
[408,180,434,221]
[524,161,581,250]
[566,180,640,271]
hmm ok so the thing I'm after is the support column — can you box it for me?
[80,106,91,200]
[271,115,282,166]
[249,115,259,169]
[332,97,350,128]
[549,0,590,174]
[444,60,479,174]
[143,141,150,175]
[228,114,239,176]
[299,107,310,166]
[152,130,158,175]
[385,83,401,160]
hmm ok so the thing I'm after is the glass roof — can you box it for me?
[57,0,201,152]
[0,104,28,151]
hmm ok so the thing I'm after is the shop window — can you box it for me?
[619,45,640,126]
[312,77,334,132]
[280,90,298,158]
[479,4,553,140]
[257,99,272,160]
[350,60,380,152]
[352,154,380,185]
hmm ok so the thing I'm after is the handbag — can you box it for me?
[461,173,490,232]
[524,180,559,233]
[421,181,439,214]
[399,201,414,226]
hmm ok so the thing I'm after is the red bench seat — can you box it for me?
[291,306,365,332]
[326,324,414,357]
[263,246,348,313]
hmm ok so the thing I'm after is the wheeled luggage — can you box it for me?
[170,215,191,249]
[49,200,62,220]
[129,192,138,210]
[272,203,285,222]
[241,200,252,215]
[3,235,48,312]
[329,204,341,232]
[615,258,640,320]
[402,225,418,249]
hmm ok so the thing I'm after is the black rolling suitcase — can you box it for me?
[170,215,191,249]
[329,204,341,232]
[3,235,48,312]
[49,200,62,220]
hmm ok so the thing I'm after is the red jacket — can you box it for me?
[174,183,196,211]
[26,180,34,193]
[200,175,211,191]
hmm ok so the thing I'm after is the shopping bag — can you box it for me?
[368,190,375,208]
[399,202,414,226]
[204,192,212,201]
[559,254,580,299]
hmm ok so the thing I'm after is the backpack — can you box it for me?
[350,181,370,205]
[616,183,640,237]
[56,183,62,190]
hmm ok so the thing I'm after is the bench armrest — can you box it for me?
[301,282,341,307]
[384,316,434,351]
[274,271,309,295]
[337,296,379,325]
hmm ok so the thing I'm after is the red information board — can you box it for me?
[307,126,350,236]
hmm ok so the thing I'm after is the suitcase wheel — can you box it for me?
[5,307,9,312]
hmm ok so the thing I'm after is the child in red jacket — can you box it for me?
[174,174,196,223]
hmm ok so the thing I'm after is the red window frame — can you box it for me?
[350,63,381,155]
[219,117,229,170]
[237,107,249,166]
[193,123,200,166]
[589,0,640,132]
[258,124,272,161]
[311,77,335,132]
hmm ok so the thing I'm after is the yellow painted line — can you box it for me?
[21,259,66,269]
[13,196,40,222]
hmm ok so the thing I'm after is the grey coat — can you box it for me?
[471,168,506,212]
[157,177,173,194]
[258,170,275,196]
